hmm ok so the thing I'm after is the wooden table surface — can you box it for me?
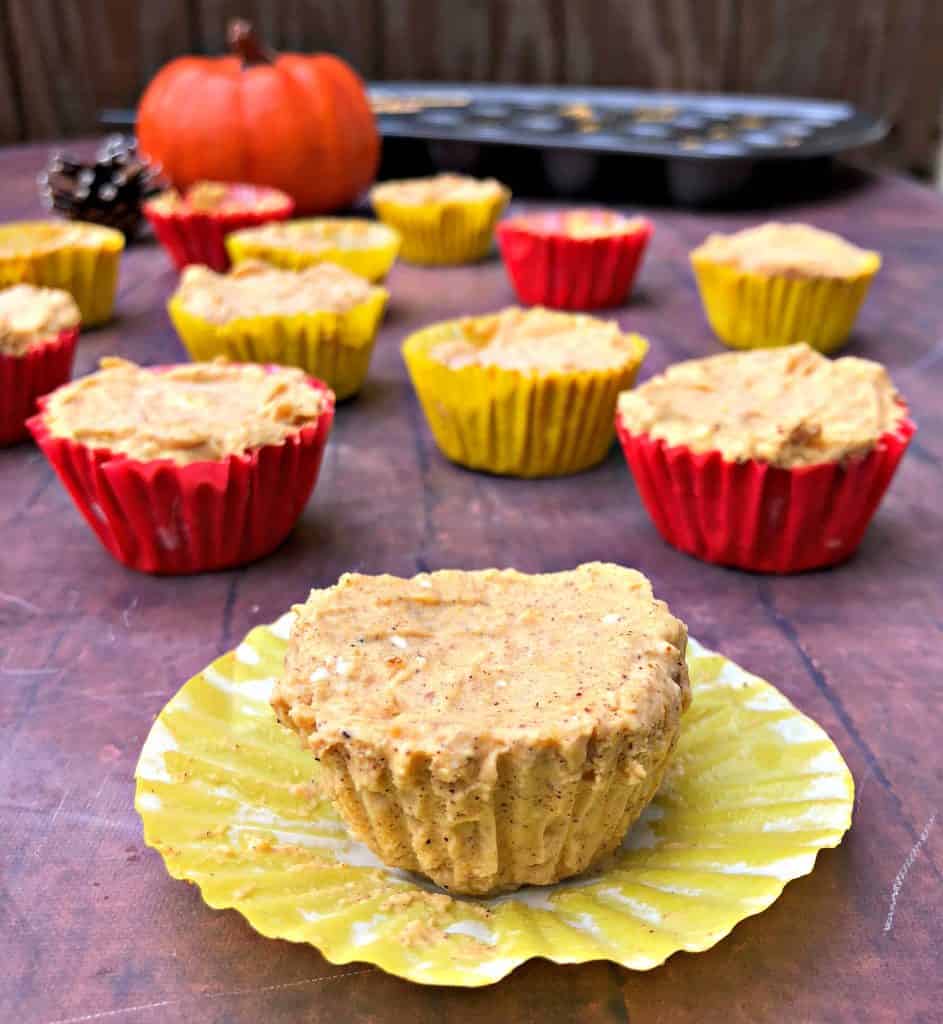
[2,143,941,1024]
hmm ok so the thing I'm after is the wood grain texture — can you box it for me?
[1,141,942,1022]
[0,2,22,142]
[1,0,941,172]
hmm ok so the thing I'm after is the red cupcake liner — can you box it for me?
[27,372,334,575]
[145,186,295,272]
[616,410,915,573]
[0,327,78,446]
[497,213,652,310]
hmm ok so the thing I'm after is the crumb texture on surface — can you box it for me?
[0,284,79,355]
[174,259,376,322]
[692,222,877,277]
[230,218,395,252]
[44,357,325,463]
[372,173,508,206]
[148,181,289,214]
[430,306,646,374]
[507,209,646,239]
[618,343,905,467]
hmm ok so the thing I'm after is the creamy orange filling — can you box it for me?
[692,222,876,278]
[173,259,377,323]
[372,173,508,206]
[273,562,689,755]
[617,343,905,467]
[44,357,324,463]
[429,306,645,374]
[0,221,118,256]
[512,209,646,239]
[0,284,80,355]
[229,218,394,253]
[148,181,290,215]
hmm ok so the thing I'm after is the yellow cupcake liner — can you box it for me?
[691,253,880,353]
[0,221,124,327]
[225,219,401,283]
[136,618,854,987]
[168,289,387,401]
[402,317,648,477]
[371,189,510,265]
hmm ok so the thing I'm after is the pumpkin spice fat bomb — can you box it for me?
[403,306,649,476]
[371,173,510,264]
[144,180,295,272]
[272,562,690,896]
[690,221,881,352]
[168,260,388,399]
[616,343,914,572]
[0,220,124,327]
[0,284,81,445]
[0,284,80,357]
[31,358,334,573]
[497,209,653,310]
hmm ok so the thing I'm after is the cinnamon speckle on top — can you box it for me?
[272,562,690,762]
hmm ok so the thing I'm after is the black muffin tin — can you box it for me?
[100,82,886,206]
[371,82,884,160]
[369,83,887,204]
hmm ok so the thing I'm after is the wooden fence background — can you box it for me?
[1,0,941,173]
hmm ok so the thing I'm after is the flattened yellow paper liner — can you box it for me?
[135,616,853,987]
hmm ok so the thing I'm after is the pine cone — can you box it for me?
[39,136,165,242]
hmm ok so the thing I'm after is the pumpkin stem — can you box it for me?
[227,19,274,65]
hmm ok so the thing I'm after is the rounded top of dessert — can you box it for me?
[691,222,878,278]
[228,217,399,253]
[371,173,509,207]
[42,357,328,464]
[0,220,124,256]
[146,180,293,216]
[425,306,648,375]
[173,259,379,323]
[0,284,80,356]
[617,343,906,468]
[272,562,690,760]
[502,208,650,240]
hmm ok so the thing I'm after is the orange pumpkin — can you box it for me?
[137,20,380,214]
